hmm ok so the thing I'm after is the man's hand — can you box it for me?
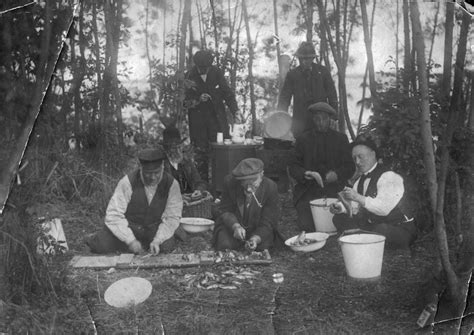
[304,171,324,188]
[127,239,144,254]
[325,170,338,184]
[232,223,246,241]
[341,187,365,206]
[149,240,161,255]
[329,202,344,214]
[200,93,211,102]
[245,235,261,251]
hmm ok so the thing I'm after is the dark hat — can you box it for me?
[162,126,186,147]
[138,148,166,171]
[307,102,337,118]
[193,50,214,67]
[232,158,264,180]
[295,42,316,58]
[350,137,378,157]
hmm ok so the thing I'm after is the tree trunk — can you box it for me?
[427,1,440,75]
[177,0,191,123]
[402,0,411,95]
[242,0,257,134]
[273,0,282,81]
[195,0,205,48]
[469,73,474,130]
[91,1,102,123]
[410,0,458,300]
[162,4,166,63]
[441,2,454,101]
[360,0,376,101]
[210,0,220,65]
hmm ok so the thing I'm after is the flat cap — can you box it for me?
[193,50,214,67]
[350,136,378,157]
[138,148,166,171]
[232,158,264,180]
[295,41,316,58]
[307,102,337,118]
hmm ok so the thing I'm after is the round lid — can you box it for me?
[104,277,152,308]
[263,112,292,139]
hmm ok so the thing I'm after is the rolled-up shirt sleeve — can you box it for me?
[153,180,183,244]
[363,171,404,216]
[104,176,136,245]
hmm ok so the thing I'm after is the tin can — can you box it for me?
[416,302,437,328]
[272,273,284,284]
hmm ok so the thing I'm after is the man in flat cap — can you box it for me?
[184,49,239,183]
[212,158,282,251]
[288,102,354,232]
[277,41,338,138]
[330,137,417,249]
[87,147,183,254]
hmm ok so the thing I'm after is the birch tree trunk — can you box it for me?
[411,0,460,300]
[441,2,454,102]
[242,0,257,133]
[402,0,411,95]
[360,0,376,100]
[273,0,282,80]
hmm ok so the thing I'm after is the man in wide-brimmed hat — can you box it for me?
[330,136,417,249]
[212,158,283,251]
[277,41,338,138]
[183,49,239,182]
[87,147,183,255]
[161,125,207,194]
[288,102,354,232]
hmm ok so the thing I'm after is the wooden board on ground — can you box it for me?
[70,250,272,269]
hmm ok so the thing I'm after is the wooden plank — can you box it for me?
[129,253,201,269]
[70,255,118,268]
[116,253,134,267]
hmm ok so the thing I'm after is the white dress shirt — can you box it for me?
[105,174,183,245]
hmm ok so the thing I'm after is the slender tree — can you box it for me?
[242,0,257,133]
[402,0,411,94]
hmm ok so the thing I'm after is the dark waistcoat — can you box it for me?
[125,170,174,243]
[360,164,411,224]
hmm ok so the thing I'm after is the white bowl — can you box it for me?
[180,217,214,233]
[285,232,329,252]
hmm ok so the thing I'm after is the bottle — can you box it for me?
[416,302,437,328]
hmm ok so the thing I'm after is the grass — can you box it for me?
[1,188,473,334]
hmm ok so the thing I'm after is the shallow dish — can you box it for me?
[285,232,329,252]
[180,217,215,233]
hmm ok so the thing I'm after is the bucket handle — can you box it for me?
[340,228,385,238]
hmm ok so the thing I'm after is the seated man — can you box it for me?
[212,158,281,251]
[288,102,353,232]
[161,125,208,194]
[330,137,417,249]
[87,148,183,254]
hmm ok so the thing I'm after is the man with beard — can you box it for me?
[184,50,239,182]
[277,42,338,138]
[288,102,354,232]
[161,125,207,194]
[212,158,282,251]
[87,148,183,255]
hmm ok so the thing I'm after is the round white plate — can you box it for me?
[104,277,152,308]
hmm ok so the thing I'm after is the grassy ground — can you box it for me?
[2,192,473,334]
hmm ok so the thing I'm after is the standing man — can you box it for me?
[277,41,338,138]
[330,137,417,249]
[288,102,353,232]
[184,50,239,182]
[212,158,282,251]
[87,148,183,255]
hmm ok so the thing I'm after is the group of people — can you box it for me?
[87,41,417,255]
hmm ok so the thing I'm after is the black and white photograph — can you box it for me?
[0,0,473,333]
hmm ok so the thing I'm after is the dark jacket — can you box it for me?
[214,175,280,246]
[358,164,412,224]
[125,170,174,244]
[289,128,354,203]
[184,66,238,139]
[164,158,207,193]
[277,63,338,137]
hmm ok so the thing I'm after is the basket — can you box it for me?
[182,191,214,219]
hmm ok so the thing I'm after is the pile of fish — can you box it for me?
[181,267,261,290]
[214,249,269,263]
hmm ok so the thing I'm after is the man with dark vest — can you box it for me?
[288,102,354,232]
[212,158,282,251]
[277,41,338,138]
[330,137,417,249]
[87,148,183,254]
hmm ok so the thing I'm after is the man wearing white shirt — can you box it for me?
[330,137,416,249]
[87,148,183,255]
